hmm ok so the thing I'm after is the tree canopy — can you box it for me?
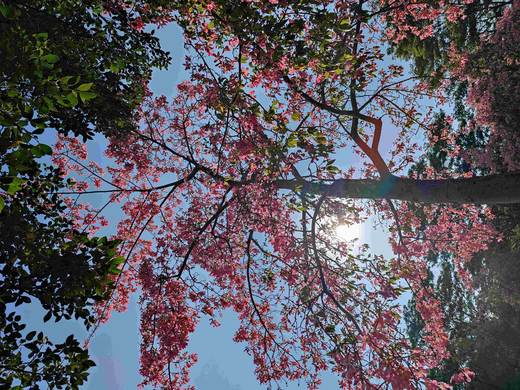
[4,0,520,389]
[0,0,170,387]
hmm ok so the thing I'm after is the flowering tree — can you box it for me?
[55,0,519,388]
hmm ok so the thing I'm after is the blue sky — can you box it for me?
[23,21,399,390]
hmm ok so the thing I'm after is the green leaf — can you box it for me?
[77,83,93,91]
[66,92,78,106]
[59,76,75,86]
[108,265,122,275]
[34,32,48,40]
[109,63,120,73]
[26,331,36,340]
[43,311,52,323]
[7,177,25,195]
[112,256,125,265]
[326,165,340,174]
[287,135,298,148]
[0,196,4,213]
[42,96,56,111]
[56,96,69,107]
[0,4,13,18]
[78,91,97,103]
[42,54,59,64]
[31,144,53,157]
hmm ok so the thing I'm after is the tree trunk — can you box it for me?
[276,173,520,204]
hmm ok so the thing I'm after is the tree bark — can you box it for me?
[275,173,520,204]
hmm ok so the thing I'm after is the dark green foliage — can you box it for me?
[406,131,520,388]
[409,110,488,179]
[406,107,520,387]
[0,0,170,141]
[0,165,125,388]
[0,0,171,198]
[1,316,96,389]
[388,0,511,83]
[404,28,520,380]
[463,206,520,389]
[503,373,520,390]
[0,0,170,387]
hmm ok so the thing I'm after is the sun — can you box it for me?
[335,223,362,242]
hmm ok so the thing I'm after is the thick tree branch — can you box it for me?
[276,173,520,204]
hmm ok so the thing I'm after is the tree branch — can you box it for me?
[276,173,520,204]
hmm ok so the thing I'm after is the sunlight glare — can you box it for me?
[335,223,362,242]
